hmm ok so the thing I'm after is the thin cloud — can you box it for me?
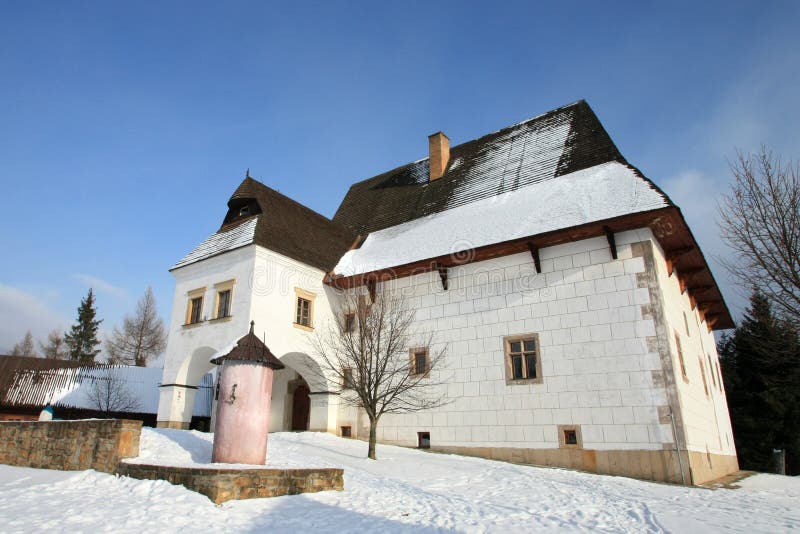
[74,274,128,299]
[0,285,69,353]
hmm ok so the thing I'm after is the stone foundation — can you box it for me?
[118,463,344,504]
[431,445,738,485]
[0,419,141,473]
[687,450,740,485]
[156,420,190,430]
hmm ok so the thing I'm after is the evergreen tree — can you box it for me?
[10,330,37,357]
[719,291,800,474]
[64,289,103,363]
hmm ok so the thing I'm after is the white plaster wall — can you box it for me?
[248,246,342,433]
[158,246,257,423]
[650,241,737,456]
[158,242,342,426]
[336,229,680,451]
[248,246,339,387]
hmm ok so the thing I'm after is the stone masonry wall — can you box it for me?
[346,229,672,452]
[0,419,141,473]
[118,463,344,504]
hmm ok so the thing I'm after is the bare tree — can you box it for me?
[106,287,167,366]
[311,292,447,460]
[40,330,67,359]
[10,331,37,357]
[85,367,141,413]
[718,148,800,324]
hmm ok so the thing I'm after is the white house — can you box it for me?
[157,100,738,485]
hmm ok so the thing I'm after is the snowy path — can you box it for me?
[0,429,798,533]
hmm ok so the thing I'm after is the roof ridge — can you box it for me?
[340,100,588,190]
[240,176,346,227]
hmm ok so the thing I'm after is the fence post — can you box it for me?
[773,449,786,475]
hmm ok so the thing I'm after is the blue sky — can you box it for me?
[1,1,798,353]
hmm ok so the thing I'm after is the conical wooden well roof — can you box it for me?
[210,321,285,369]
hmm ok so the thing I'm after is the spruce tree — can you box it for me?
[719,291,800,474]
[65,288,103,363]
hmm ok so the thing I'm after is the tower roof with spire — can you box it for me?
[172,171,355,272]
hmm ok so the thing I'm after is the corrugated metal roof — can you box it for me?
[1,362,214,417]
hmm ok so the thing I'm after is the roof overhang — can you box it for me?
[325,206,734,331]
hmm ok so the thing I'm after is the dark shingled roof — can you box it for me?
[333,100,667,235]
[173,176,355,272]
[210,321,285,369]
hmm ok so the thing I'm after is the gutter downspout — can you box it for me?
[670,409,687,485]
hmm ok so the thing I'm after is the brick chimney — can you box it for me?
[428,131,450,182]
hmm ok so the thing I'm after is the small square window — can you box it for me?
[410,349,429,377]
[504,335,542,384]
[698,356,709,396]
[707,354,717,390]
[558,425,582,449]
[293,288,316,330]
[418,431,430,449]
[239,205,250,217]
[188,296,203,324]
[342,368,355,389]
[343,312,355,333]
[341,426,352,438]
[216,289,232,319]
[675,333,688,383]
[296,297,311,327]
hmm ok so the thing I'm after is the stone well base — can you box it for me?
[117,463,344,504]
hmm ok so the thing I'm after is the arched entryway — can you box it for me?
[290,380,310,431]
[270,351,336,433]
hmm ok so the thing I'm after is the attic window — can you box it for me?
[239,205,250,217]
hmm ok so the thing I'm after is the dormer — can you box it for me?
[222,174,263,226]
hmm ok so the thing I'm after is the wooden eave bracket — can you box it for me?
[603,226,617,260]
[527,242,542,273]
[687,284,713,295]
[667,246,695,262]
[434,262,449,290]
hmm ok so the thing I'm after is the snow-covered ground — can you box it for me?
[0,429,798,533]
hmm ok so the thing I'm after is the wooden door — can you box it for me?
[291,385,310,431]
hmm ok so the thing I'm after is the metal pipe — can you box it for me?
[670,410,687,485]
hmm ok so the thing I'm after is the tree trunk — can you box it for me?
[367,417,378,460]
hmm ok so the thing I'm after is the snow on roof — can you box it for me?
[333,100,627,237]
[171,217,257,270]
[332,161,668,277]
[2,365,214,417]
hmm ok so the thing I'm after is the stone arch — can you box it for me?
[269,352,337,433]
[279,351,332,393]
[176,345,217,387]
